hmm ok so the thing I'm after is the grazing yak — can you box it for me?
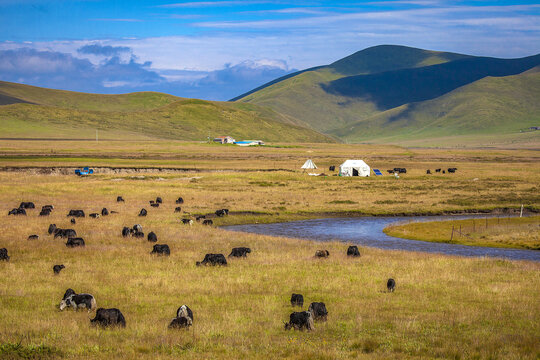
[117,196,125,202]
[196,215,206,222]
[133,224,143,233]
[66,237,85,247]
[315,250,330,258]
[347,245,360,257]
[174,207,182,213]
[329,165,336,171]
[156,197,163,204]
[53,264,65,274]
[147,232,157,242]
[202,219,213,226]
[150,202,159,208]
[59,292,96,311]
[39,209,51,216]
[48,224,57,235]
[151,244,170,256]
[215,209,228,217]
[181,218,193,225]
[19,202,35,209]
[8,208,26,216]
[0,248,9,261]
[101,208,109,216]
[228,247,251,257]
[426,169,432,174]
[132,231,144,238]
[169,305,194,329]
[196,253,227,266]
[284,311,313,331]
[89,213,100,218]
[387,278,396,292]
[54,229,77,239]
[138,208,147,217]
[122,227,131,237]
[290,293,304,307]
[91,308,126,327]
[67,209,85,218]
[175,197,184,204]
[308,302,328,321]
[448,167,458,173]
[435,168,441,173]
[42,205,54,210]
[70,218,76,224]
[27,234,39,240]
[63,288,76,300]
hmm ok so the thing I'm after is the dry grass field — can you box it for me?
[384,216,540,250]
[0,140,539,359]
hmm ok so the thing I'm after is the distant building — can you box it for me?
[213,136,236,144]
[235,140,265,146]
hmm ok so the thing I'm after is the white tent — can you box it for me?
[339,159,370,177]
[301,159,317,170]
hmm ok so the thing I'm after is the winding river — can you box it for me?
[225,215,540,262]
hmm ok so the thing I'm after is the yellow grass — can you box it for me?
[0,141,539,359]
[384,216,540,250]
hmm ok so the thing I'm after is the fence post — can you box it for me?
[473,219,475,232]
[486,217,488,229]
[450,225,454,241]
[459,225,462,237]
[520,204,524,218]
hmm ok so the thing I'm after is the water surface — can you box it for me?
[225,216,539,262]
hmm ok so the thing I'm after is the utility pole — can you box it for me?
[96,129,98,142]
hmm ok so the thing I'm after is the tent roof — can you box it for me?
[301,159,317,169]
[340,159,369,167]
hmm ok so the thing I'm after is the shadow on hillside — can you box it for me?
[0,94,32,106]
[320,55,540,111]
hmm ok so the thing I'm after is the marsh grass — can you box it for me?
[384,216,540,249]
[0,142,539,359]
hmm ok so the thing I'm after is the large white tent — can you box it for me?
[301,159,317,170]
[339,159,370,177]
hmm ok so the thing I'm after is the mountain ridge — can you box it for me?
[234,45,540,145]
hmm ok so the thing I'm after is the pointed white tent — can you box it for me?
[339,159,370,177]
[301,159,317,170]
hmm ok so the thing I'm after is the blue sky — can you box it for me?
[1,0,539,100]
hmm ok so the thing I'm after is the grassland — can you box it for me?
[0,141,539,359]
[332,71,540,145]
[384,216,540,250]
[0,81,331,142]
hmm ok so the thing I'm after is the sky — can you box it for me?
[0,0,539,100]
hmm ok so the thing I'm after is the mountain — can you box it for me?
[234,45,540,145]
[331,70,540,145]
[0,81,332,142]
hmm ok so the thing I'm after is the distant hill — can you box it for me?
[331,71,540,144]
[0,81,332,142]
[234,45,540,145]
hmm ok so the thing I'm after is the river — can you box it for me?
[224,215,539,262]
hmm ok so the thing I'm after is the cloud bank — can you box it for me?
[0,47,293,100]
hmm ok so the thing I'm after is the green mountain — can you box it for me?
[331,70,540,145]
[0,81,332,142]
[234,45,540,145]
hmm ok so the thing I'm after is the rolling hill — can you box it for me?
[234,45,540,145]
[331,70,540,145]
[0,81,332,142]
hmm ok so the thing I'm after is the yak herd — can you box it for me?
[2,195,396,332]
